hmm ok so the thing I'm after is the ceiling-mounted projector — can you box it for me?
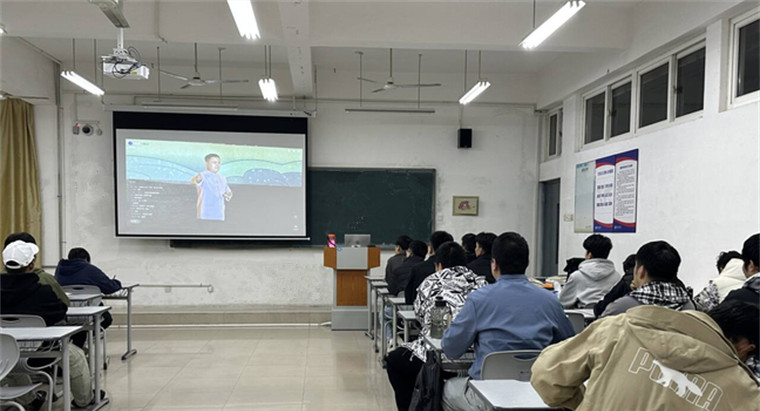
[102,48,149,80]
[89,0,130,28]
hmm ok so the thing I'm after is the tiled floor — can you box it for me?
[84,326,396,411]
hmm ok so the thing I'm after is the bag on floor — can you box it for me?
[408,350,443,411]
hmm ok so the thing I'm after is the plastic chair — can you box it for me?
[481,350,543,381]
[62,285,102,306]
[0,315,60,411]
[0,333,44,411]
[566,312,586,334]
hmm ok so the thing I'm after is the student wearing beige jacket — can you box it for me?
[531,301,759,411]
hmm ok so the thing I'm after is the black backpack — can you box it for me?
[408,350,443,411]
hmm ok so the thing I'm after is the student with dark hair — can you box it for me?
[441,233,574,411]
[531,300,760,411]
[388,240,427,296]
[600,241,694,317]
[467,232,497,283]
[694,250,746,312]
[385,235,412,284]
[593,254,636,317]
[405,230,454,304]
[725,234,760,305]
[1,232,69,306]
[386,241,485,411]
[559,234,620,309]
[461,233,477,264]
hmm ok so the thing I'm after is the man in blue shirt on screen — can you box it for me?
[191,153,233,221]
[440,232,575,411]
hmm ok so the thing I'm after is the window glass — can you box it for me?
[639,63,669,127]
[676,48,705,117]
[737,19,759,97]
[584,93,605,144]
[610,82,631,137]
[548,114,558,156]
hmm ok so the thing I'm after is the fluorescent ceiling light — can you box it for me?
[61,71,105,96]
[345,107,436,114]
[459,80,491,105]
[520,0,585,50]
[0,25,6,35]
[258,77,278,102]
[227,0,261,40]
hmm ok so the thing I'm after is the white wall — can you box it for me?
[539,17,760,292]
[52,95,539,308]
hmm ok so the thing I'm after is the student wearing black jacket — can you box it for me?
[593,254,636,317]
[1,240,96,408]
[466,232,497,284]
[405,231,453,304]
[388,241,427,296]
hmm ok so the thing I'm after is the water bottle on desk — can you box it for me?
[429,296,450,339]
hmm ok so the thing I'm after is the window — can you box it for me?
[737,19,759,98]
[610,82,631,137]
[545,109,562,159]
[639,63,669,128]
[584,92,605,144]
[675,47,705,117]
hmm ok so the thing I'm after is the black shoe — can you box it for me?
[28,392,47,411]
[72,389,106,408]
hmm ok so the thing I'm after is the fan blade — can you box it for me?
[395,83,442,88]
[180,83,192,89]
[160,70,189,81]
[371,87,387,93]
[358,77,380,84]
[220,79,249,84]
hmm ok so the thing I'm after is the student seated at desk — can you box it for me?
[559,234,620,309]
[386,241,485,411]
[388,240,427,296]
[461,233,477,264]
[693,250,745,312]
[440,232,575,411]
[531,300,760,411]
[405,231,454,304]
[1,232,70,307]
[1,240,96,408]
[593,254,636,317]
[466,232,497,284]
[385,235,412,285]
[56,247,121,348]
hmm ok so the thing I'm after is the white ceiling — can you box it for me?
[0,0,661,98]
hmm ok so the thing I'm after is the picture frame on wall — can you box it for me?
[453,196,479,216]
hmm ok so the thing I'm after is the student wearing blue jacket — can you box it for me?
[56,247,121,347]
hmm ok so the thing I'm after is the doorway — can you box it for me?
[540,179,561,277]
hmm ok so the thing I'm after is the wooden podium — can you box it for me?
[324,246,381,330]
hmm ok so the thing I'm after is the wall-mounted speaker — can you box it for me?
[458,128,472,149]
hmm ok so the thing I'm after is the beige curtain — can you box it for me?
[0,98,41,250]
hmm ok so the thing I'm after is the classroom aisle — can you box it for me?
[86,326,397,411]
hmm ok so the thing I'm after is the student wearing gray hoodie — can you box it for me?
[559,234,621,309]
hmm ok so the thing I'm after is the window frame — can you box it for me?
[635,57,672,131]
[544,108,563,160]
[672,41,707,122]
[608,76,634,139]
[728,8,760,108]
[581,88,607,147]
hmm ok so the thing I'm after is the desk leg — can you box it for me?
[391,304,398,350]
[87,327,94,377]
[62,337,71,411]
[121,290,137,360]
[403,319,409,343]
[365,282,373,339]
[373,289,379,353]
[380,296,387,362]
[92,313,110,410]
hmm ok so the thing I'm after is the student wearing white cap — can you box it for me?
[1,240,97,408]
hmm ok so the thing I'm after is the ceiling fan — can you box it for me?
[358,48,441,93]
[160,43,249,89]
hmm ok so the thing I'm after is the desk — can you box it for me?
[564,308,594,321]
[387,297,409,349]
[423,333,474,372]
[66,306,111,410]
[66,292,101,307]
[103,284,140,360]
[397,310,417,343]
[468,380,564,410]
[363,276,385,340]
[0,326,82,411]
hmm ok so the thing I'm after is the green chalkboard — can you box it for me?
[308,168,435,246]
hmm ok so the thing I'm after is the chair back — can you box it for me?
[0,333,21,380]
[0,314,47,350]
[481,350,542,381]
[566,312,586,334]
[62,284,102,306]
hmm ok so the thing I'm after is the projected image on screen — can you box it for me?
[115,126,307,238]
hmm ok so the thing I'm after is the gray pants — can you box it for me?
[442,376,488,411]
